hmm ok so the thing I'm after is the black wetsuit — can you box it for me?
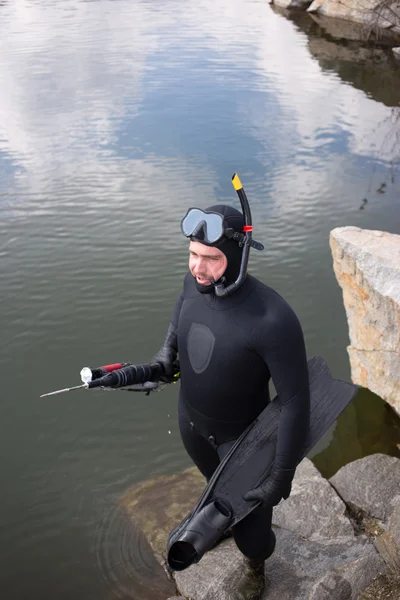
[168,270,310,561]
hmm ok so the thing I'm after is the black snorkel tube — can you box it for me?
[213,173,264,298]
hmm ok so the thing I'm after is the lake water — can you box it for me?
[1,1,400,598]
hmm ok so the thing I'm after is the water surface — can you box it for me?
[1,1,400,598]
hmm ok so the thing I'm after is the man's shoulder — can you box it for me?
[245,275,300,324]
[241,276,303,348]
[247,275,290,307]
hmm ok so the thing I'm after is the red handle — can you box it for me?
[101,363,124,372]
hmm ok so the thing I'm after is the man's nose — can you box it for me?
[194,257,206,272]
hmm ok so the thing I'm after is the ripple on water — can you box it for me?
[94,501,175,600]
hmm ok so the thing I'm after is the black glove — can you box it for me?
[244,466,295,508]
[151,323,178,383]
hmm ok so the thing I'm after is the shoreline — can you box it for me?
[270,0,400,57]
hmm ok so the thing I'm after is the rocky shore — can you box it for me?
[120,454,400,599]
[269,0,400,56]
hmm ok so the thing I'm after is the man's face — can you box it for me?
[189,241,227,286]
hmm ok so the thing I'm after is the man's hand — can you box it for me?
[151,347,176,382]
[151,323,178,383]
[244,467,295,508]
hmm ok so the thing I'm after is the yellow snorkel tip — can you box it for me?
[232,173,243,191]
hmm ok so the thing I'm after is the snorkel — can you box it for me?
[213,173,261,297]
[181,173,264,298]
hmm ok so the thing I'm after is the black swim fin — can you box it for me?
[167,355,358,571]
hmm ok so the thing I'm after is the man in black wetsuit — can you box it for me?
[152,188,310,599]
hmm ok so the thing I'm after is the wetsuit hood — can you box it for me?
[190,204,244,294]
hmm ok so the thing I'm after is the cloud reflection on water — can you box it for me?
[0,0,398,207]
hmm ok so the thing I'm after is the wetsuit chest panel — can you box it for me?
[178,296,270,421]
[187,323,216,374]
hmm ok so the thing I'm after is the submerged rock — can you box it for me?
[330,227,400,417]
[119,466,205,561]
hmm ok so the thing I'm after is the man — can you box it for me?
[152,178,310,600]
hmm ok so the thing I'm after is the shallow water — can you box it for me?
[1,1,400,598]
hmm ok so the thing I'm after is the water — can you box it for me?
[1,1,400,598]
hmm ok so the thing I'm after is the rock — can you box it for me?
[309,13,400,45]
[273,459,354,541]
[173,459,384,599]
[309,14,375,41]
[272,0,312,10]
[374,495,400,571]
[393,47,400,58]
[307,0,400,37]
[174,528,384,600]
[119,466,205,560]
[330,227,400,417]
[388,496,400,549]
[120,457,390,599]
[330,455,400,572]
[309,549,388,600]
[309,571,352,600]
[374,528,400,572]
[330,454,400,521]
[359,572,400,600]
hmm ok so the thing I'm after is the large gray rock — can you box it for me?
[330,454,400,571]
[330,227,400,417]
[273,459,354,541]
[175,528,384,600]
[330,453,400,521]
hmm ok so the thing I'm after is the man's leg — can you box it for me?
[228,503,275,600]
[215,438,275,600]
[231,504,275,561]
